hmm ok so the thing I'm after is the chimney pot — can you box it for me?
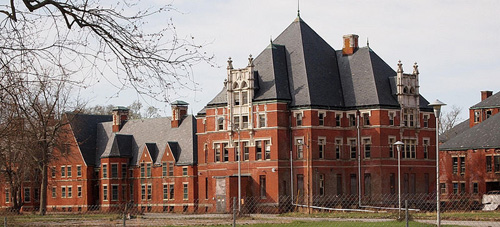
[342,34,359,56]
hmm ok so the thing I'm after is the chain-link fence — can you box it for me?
[1,193,499,226]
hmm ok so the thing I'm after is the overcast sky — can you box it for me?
[84,0,500,121]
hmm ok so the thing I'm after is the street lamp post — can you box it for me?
[394,141,404,219]
[429,99,446,227]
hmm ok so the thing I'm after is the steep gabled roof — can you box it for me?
[67,113,113,166]
[199,17,433,114]
[96,116,197,167]
[441,113,500,151]
[470,91,500,109]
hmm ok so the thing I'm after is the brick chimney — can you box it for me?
[342,34,359,56]
[112,106,129,132]
[171,100,189,128]
[481,91,493,101]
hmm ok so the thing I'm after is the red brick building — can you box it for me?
[0,101,199,212]
[440,91,500,201]
[196,15,437,212]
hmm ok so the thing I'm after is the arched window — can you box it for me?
[233,82,239,90]
[403,86,408,94]
[241,81,248,88]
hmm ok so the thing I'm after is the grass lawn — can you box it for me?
[167,220,438,227]
[280,211,500,221]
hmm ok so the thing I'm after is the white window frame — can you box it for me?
[318,137,326,159]
[77,185,82,198]
[76,165,82,177]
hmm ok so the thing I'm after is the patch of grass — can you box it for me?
[3,213,119,224]
[279,211,398,219]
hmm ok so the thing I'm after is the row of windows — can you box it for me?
[440,182,479,194]
[5,188,39,203]
[295,110,429,128]
[294,137,430,160]
[103,184,129,201]
[51,165,82,178]
[212,140,271,163]
[51,185,82,199]
[216,113,266,131]
[474,109,493,123]
[486,156,500,173]
[102,163,127,179]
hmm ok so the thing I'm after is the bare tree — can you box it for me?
[0,0,213,102]
[439,105,463,141]
[0,67,76,215]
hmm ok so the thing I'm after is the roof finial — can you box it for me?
[413,62,419,75]
[397,60,403,73]
[227,57,233,70]
[248,54,254,67]
[367,37,370,48]
[297,0,300,17]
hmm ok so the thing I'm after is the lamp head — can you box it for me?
[428,99,446,118]
[394,141,404,152]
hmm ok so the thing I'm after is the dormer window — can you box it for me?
[486,110,492,119]
[474,111,480,122]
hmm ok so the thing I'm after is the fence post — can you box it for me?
[405,200,409,227]
[4,216,6,227]
[232,197,237,227]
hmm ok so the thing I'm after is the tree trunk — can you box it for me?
[39,163,48,215]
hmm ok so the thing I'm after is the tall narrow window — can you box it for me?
[423,115,429,128]
[205,178,209,199]
[242,115,249,129]
[243,142,249,161]
[101,165,106,178]
[215,143,221,162]
[147,184,152,200]
[440,183,446,194]
[460,183,466,194]
[335,114,341,127]
[259,114,266,128]
[34,188,39,201]
[235,142,240,161]
[390,173,395,194]
[349,139,356,159]
[241,91,248,105]
[336,174,342,195]
[141,185,146,200]
[146,163,151,177]
[77,165,82,177]
[256,141,262,160]
[319,174,325,196]
[223,143,229,162]
[61,186,66,198]
[102,185,107,201]
[349,114,356,127]
[264,140,271,160]
[487,156,492,172]
[474,111,480,122]
[296,139,303,159]
[389,112,395,126]
[296,113,302,126]
[452,157,458,174]
[234,91,240,105]
[364,174,371,196]
[61,166,66,178]
[183,183,188,200]
[51,187,56,198]
[112,185,118,201]
[318,138,325,159]
[389,137,395,158]
[233,116,240,129]
[335,139,342,159]
[140,163,145,177]
[169,162,174,176]
[163,184,168,200]
[486,110,492,119]
[453,183,458,194]
[111,164,118,178]
[363,113,370,126]
[122,185,127,201]
[169,184,175,200]
[68,186,72,198]
[121,164,126,179]
[5,188,9,203]
[24,188,31,203]
[318,113,325,126]
[77,186,82,198]
[473,183,478,194]
[495,156,500,172]
[423,139,429,159]
[460,157,465,175]
[67,166,72,178]
[217,117,224,131]
[260,175,266,199]
[402,139,416,159]
[363,138,371,159]
[51,166,56,178]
